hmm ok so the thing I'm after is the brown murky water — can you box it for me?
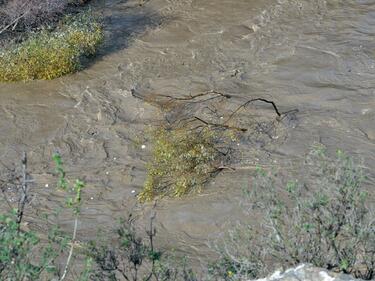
[1,0,374,267]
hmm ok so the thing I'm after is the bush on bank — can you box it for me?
[210,145,375,280]
[0,11,103,82]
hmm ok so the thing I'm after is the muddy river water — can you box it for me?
[0,0,374,265]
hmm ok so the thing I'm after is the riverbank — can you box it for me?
[0,0,374,277]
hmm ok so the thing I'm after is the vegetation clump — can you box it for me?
[0,11,103,82]
[86,213,197,281]
[139,126,230,202]
[0,153,90,280]
[210,145,375,280]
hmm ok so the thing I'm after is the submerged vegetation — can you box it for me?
[139,126,228,202]
[0,11,103,82]
[134,90,288,202]
[86,212,197,281]
[139,127,212,201]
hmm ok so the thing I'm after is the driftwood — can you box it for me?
[131,89,298,122]
[133,88,298,195]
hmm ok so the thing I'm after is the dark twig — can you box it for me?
[16,152,29,230]
[145,207,157,281]
[156,90,232,101]
[193,116,247,132]
[224,98,283,125]
[131,88,145,101]
[132,89,296,126]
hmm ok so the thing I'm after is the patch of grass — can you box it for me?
[138,126,229,202]
[0,11,103,82]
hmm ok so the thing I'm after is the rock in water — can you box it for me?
[251,264,360,281]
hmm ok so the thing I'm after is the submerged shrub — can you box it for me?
[86,213,198,281]
[211,145,375,280]
[0,11,103,82]
[138,127,228,202]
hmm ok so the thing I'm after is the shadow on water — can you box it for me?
[87,0,168,62]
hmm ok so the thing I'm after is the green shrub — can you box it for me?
[0,210,52,280]
[86,213,198,281]
[0,154,90,280]
[0,11,103,82]
[63,11,104,56]
[211,145,375,280]
[138,126,227,202]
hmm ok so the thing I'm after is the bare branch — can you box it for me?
[193,116,248,132]
[16,152,28,230]
[155,90,232,102]
[60,216,79,281]
[224,98,284,125]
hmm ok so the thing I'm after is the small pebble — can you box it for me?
[113,157,117,160]
[131,190,136,194]
[45,184,49,188]
[362,108,370,115]
[141,145,146,149]
[105,171,109,175]
[90,197,94,200]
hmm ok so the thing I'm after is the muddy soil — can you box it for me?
[0,0,374,267]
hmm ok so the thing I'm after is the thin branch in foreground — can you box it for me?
[60,216,79,281]
[16,152,29,230]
